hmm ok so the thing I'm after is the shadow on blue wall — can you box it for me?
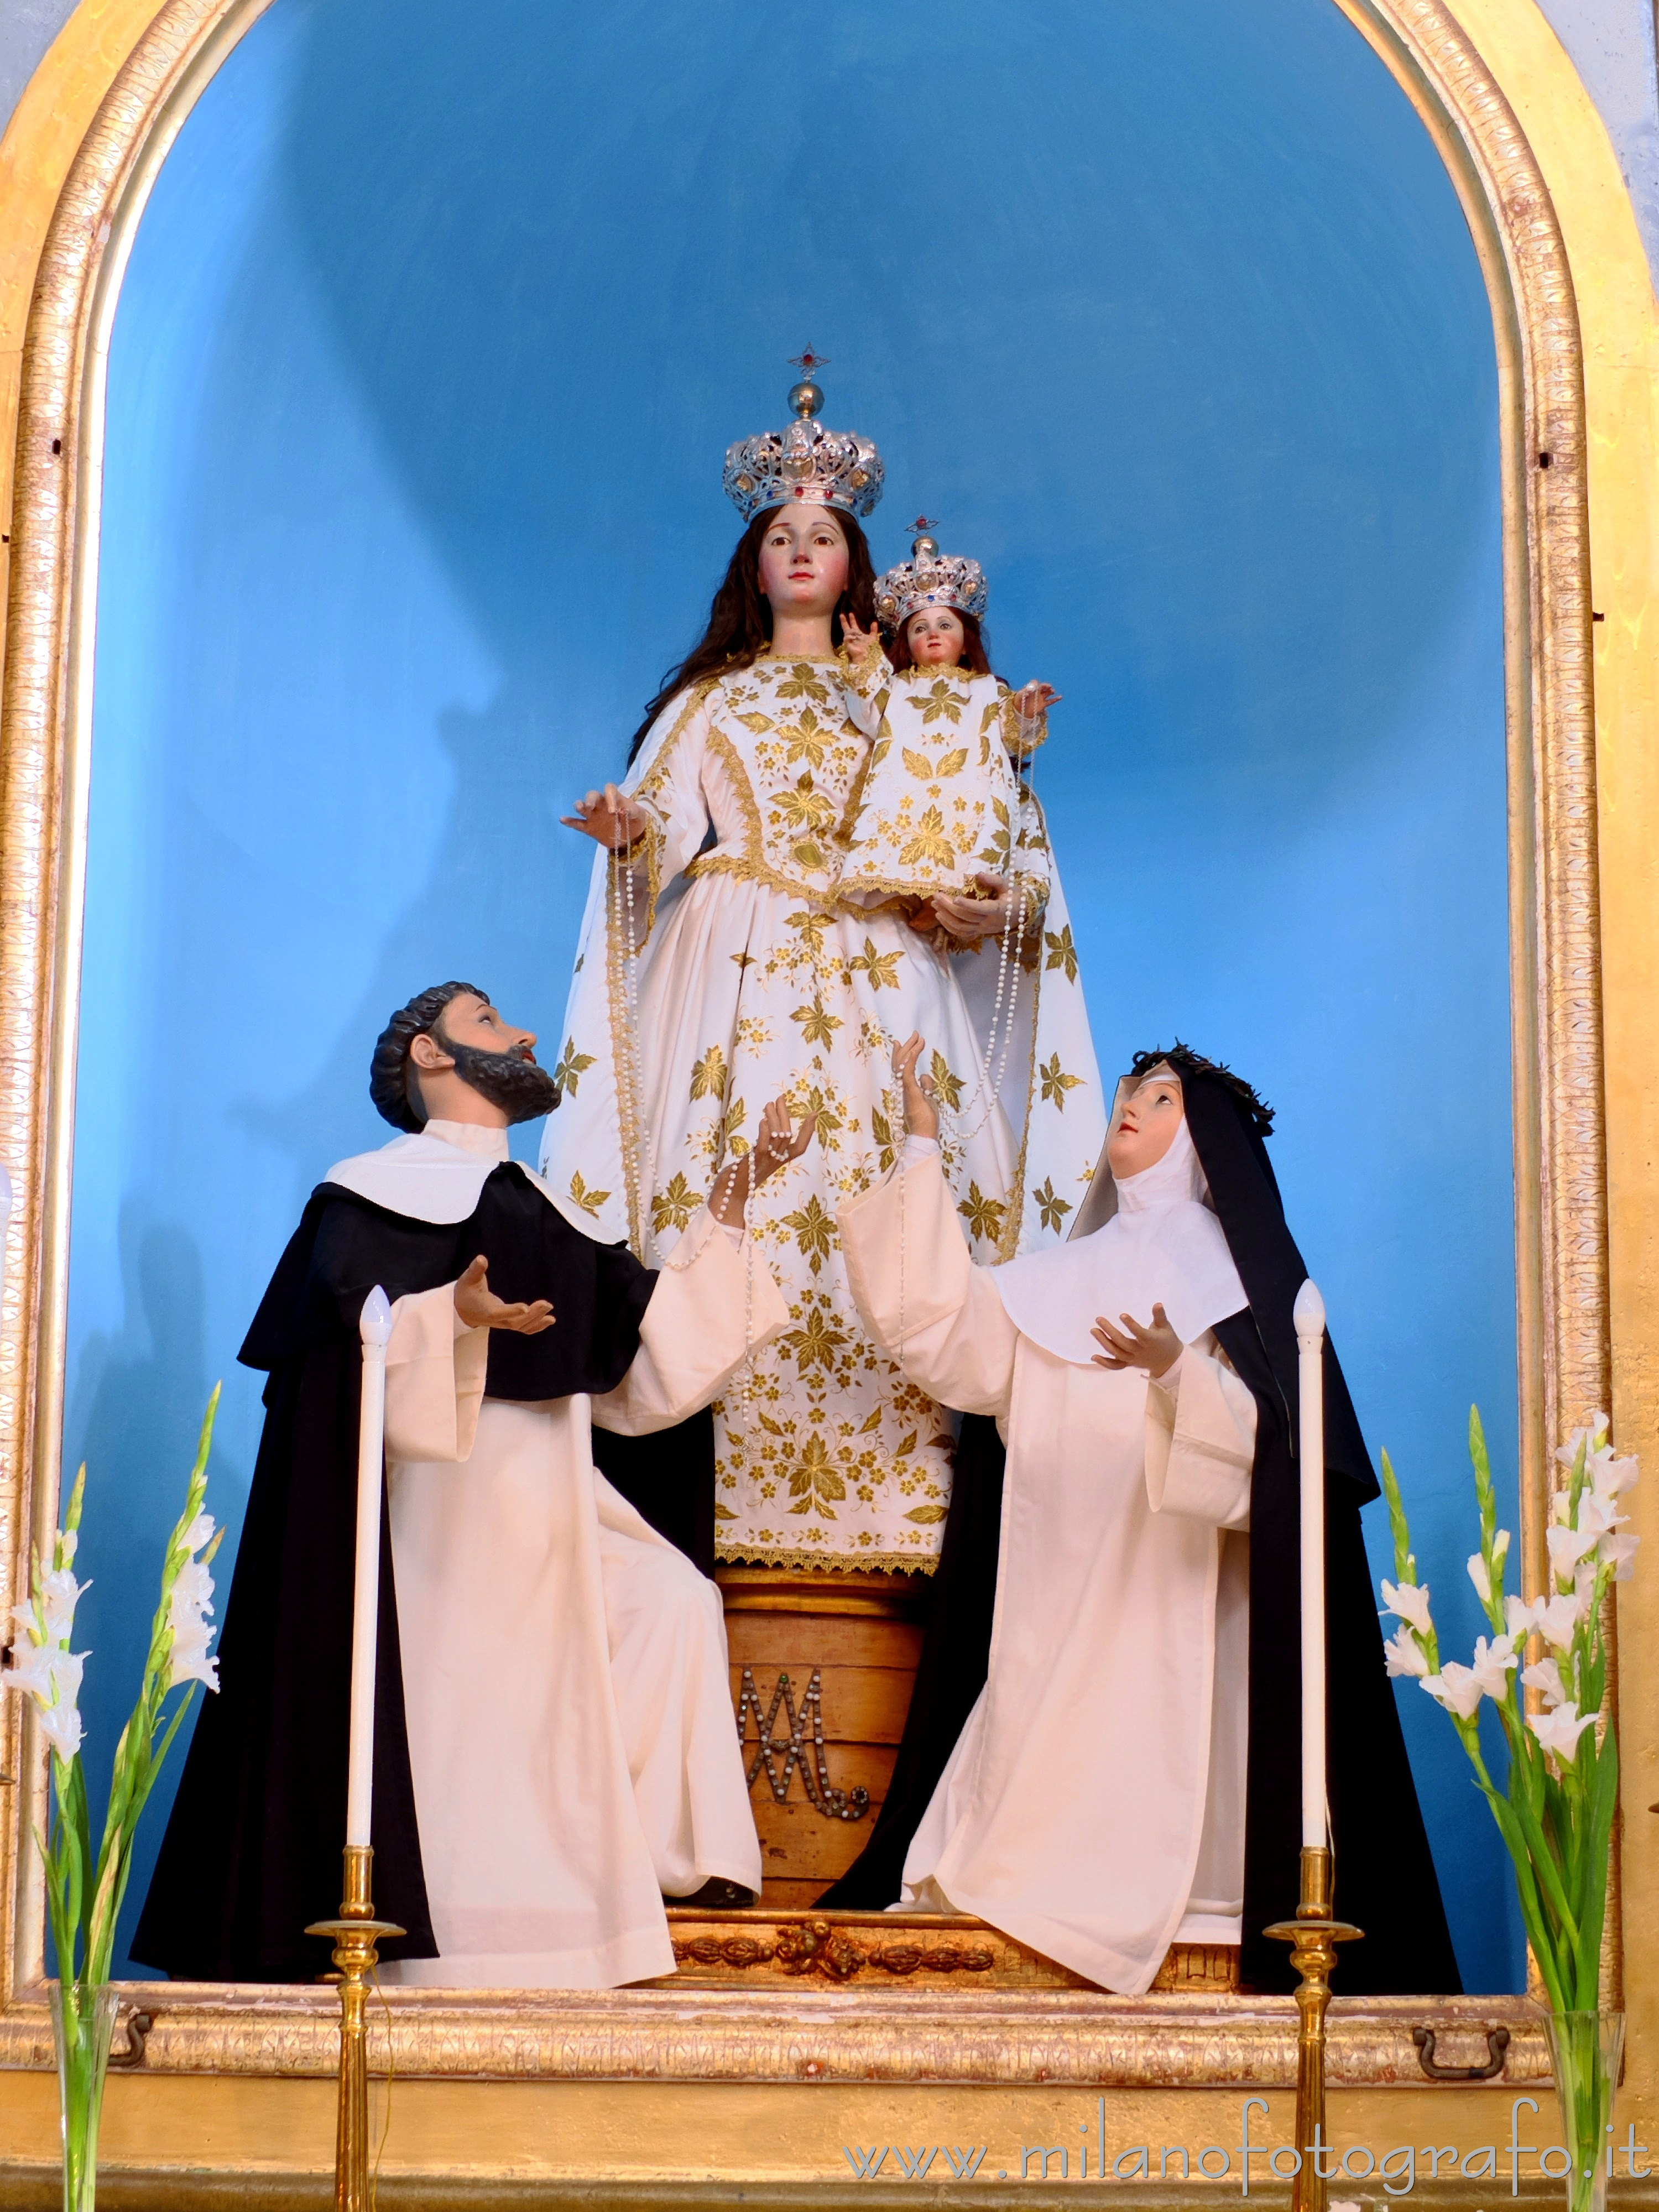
[66,0,1517,1985]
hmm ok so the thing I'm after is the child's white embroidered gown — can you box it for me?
[838,664,1027,916]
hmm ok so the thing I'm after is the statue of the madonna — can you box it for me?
[542,362,1105,1572]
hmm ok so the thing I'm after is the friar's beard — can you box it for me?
[432,1036,562,1126]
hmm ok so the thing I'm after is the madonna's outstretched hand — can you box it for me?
[562,782,649,850]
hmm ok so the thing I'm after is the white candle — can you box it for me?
[1293,1277,1327,1853]
[345,1286,393,1851]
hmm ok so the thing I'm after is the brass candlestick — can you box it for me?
[1265,1845,1362,2212]
[306,1844,404,2212]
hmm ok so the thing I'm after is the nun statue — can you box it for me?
[825,1037,1460,1998]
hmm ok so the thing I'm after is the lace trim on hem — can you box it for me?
[713,1540,941,1576]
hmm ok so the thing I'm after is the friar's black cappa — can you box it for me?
[133,1164,658,1983]
[823,1049,1460,1997]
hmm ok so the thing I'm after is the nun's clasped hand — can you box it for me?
[1091,1302,1182,1380]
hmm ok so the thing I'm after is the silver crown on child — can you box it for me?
[875,519,989,629]
[723,352,885,524]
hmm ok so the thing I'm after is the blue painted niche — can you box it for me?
[64,0,1516,1985]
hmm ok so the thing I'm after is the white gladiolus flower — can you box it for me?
[1522,1655,1568,1707]
[1575,1489,1624,1537]
[1546,1523,1599,1577]
[1492,1528,1511,1563]
[1467,1553,1492,1604]
[166,1556,220,1694]
[2,1641,56,1703]
[1384,1625,1430,1678]
[3,1641,88,1764]
[1381,1579,1434,1636]
[1537,1591,1587,1650]
[1468,1634,1519,1699]
[1593,1451,1639,1500]
[181,1512,215,1555]
[1600,1531,1640,1581]
[1506,1593,1547,1639]
[1527,1702,1599,1760]
[1556,1416,1610,1468]
[36,1566,87,1646]
[1423,1664,1485,1719]
[36,1698,84,1762]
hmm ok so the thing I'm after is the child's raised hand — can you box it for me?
[840,611,886,674]
[561,784,649,849]
[892,1032,940,1142]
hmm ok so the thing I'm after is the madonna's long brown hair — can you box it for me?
[627,507,877,762]
[888,606,994,676]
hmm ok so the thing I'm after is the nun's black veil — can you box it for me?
[824,1047,1461,1997]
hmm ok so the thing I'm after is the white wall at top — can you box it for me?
[0,2,1655,297]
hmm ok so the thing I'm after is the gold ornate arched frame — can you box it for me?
[0,0,1654,2187]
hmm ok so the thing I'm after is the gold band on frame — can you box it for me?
[0,0,1613,2084]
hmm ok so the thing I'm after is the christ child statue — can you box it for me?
[837,520,1059,938]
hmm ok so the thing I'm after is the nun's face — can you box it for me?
[1108,1073,1184,1178]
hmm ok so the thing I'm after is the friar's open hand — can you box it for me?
[454,1254,556,1334]
[1091,1303,1181,1379]
[709,1094,815,1225]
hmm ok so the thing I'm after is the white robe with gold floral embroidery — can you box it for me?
[542,654,1105,1572]
[839,667,1022,906]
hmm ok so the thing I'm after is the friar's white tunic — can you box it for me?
[338,1121,786,1990]
[838,1150,1258,1994]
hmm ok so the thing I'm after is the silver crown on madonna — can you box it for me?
[723,351,885,524]
[875,518,989,630]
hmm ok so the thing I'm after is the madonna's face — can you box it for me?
[1108,1072,1185,1178]
[905,607,966,665]
[757,505,851,623]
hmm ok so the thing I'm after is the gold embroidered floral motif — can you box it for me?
[650,1172,701,1235]
[781,1194,836,1273]
[900,806,958,871]
[567,1171,610,1216]
[553,1037,596,1094]
[779,1306,852,1376]
[689,1044,728,1101]
[847,938,902,990]
[773,662,833,705]
[791,998,843,1046]
[786,1434,846,1518]
[958,1182,1006,1245]
[917,679,969,726]
[1033,1177,1073,1233]
[1039,1054,1084,1108]
[928,1050,964,1111]
[1044,924,1079,982]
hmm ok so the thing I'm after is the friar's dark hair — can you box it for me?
[625,507,877,763]
[370,980,489,1133]
[888,605,994,677]
[1130,1041,1275,1136]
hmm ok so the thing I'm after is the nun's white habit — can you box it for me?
[836,1121,1256,1992]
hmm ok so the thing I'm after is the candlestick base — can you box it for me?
[1264,1844,1363,2212]
[306,1844,404,2212]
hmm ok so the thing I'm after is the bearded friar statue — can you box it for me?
[135,982,808,1989]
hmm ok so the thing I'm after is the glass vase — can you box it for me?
[1544,2009,1624,2212]
[48,1982,120,2212]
